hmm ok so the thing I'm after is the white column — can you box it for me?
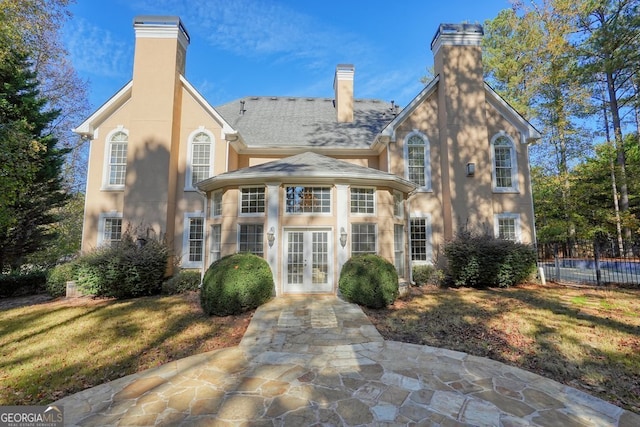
[336,185,349,277]
[266,183,280,295]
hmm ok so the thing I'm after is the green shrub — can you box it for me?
[412,264,444,286]
[75,234,169,299]
[163,270,201,294]
[443,232,536,288]
[46,262,77,297]
[201,253,274,316]
[339,254,399,308]
[0,271,47,297]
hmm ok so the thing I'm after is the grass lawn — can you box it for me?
[0,293,251,406]
[364,283,640,413]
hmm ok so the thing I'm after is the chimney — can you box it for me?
[431,23,483,77]
[132,16,190,80]
[333,64,354,123]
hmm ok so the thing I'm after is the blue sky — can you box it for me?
[63,0,513,111]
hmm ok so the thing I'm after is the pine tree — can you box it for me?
[0,49,70,271]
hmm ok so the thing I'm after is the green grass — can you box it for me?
[0,293,251,405]
[364,284,640,413]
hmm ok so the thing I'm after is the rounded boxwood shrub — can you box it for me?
[339,254,399,308]
[201,253,274,316]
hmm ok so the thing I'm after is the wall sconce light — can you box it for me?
[466,162,475,177]
[267,227,275,247]
[339,227,348,248]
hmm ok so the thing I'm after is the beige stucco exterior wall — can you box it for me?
[81,102,132,251]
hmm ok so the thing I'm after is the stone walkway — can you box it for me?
[54,296,640,426]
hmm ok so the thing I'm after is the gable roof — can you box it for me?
[72,76,236,139]
[72,81,133,137]
[484,82,541,142]
[215,96,395,153]
[197,151,416,193]
[377,75,541,144]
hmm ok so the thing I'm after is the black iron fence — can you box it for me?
[537,239,640,286]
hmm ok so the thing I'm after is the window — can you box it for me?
[210,224,221,263]
[492,134,518,191]
[405,132,431,189]
[410,216,432,262]
[187,130,213,189]
[107,131,128,187]
[351,223,376,255]
[182,213,204,267]
[495,213,521,242]
[188,218,204,263]
[98,213,123,246]
[240,187,265,214]
[350,188,375,214]
[285,187,331,214]
[211,191,222,217]
[393,190,404,218]
[394,224,405,274]
[239,224,264,257]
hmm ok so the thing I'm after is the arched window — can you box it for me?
[404,132,431,190]
[187,130,213,189]
[491,134,518,192]
[106,130,128,187]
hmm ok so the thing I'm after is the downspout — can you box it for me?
[196,188,209,286]
[406,190,417,285]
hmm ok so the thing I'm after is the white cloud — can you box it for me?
[63,18,132,78]
[131,0,369,67]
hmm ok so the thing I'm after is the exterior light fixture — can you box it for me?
[466,162,475,177]
[267,227,275,246]
[339,227,348,248]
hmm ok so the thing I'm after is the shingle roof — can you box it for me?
[197,152,416,193]
[215,96,395,149]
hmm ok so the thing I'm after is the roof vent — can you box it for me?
[239,100,246,115]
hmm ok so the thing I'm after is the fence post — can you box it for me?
[554,243,560,281]
[593,240,602,286]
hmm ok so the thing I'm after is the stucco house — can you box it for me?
[74,16,539,295]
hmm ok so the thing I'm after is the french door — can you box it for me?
[283,228,333,293]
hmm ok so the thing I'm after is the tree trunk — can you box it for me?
[601,80,624,254]
[605,69,631,242]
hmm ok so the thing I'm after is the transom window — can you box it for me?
[107,131,128,186]
[351,223,376,255]
[405,133,430,189]
[492,135,517,191]
[350,188,375,214]
[285,187,331,214]
[239,224,264,257]
[240,187,265,214]
[190,132,212,187]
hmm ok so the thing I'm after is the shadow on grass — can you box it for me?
[0,294,250,406]
[365,286,640,413]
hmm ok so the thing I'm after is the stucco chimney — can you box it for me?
[430,23,491,241]
[431,23,483,77]
[333,64,354,123]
